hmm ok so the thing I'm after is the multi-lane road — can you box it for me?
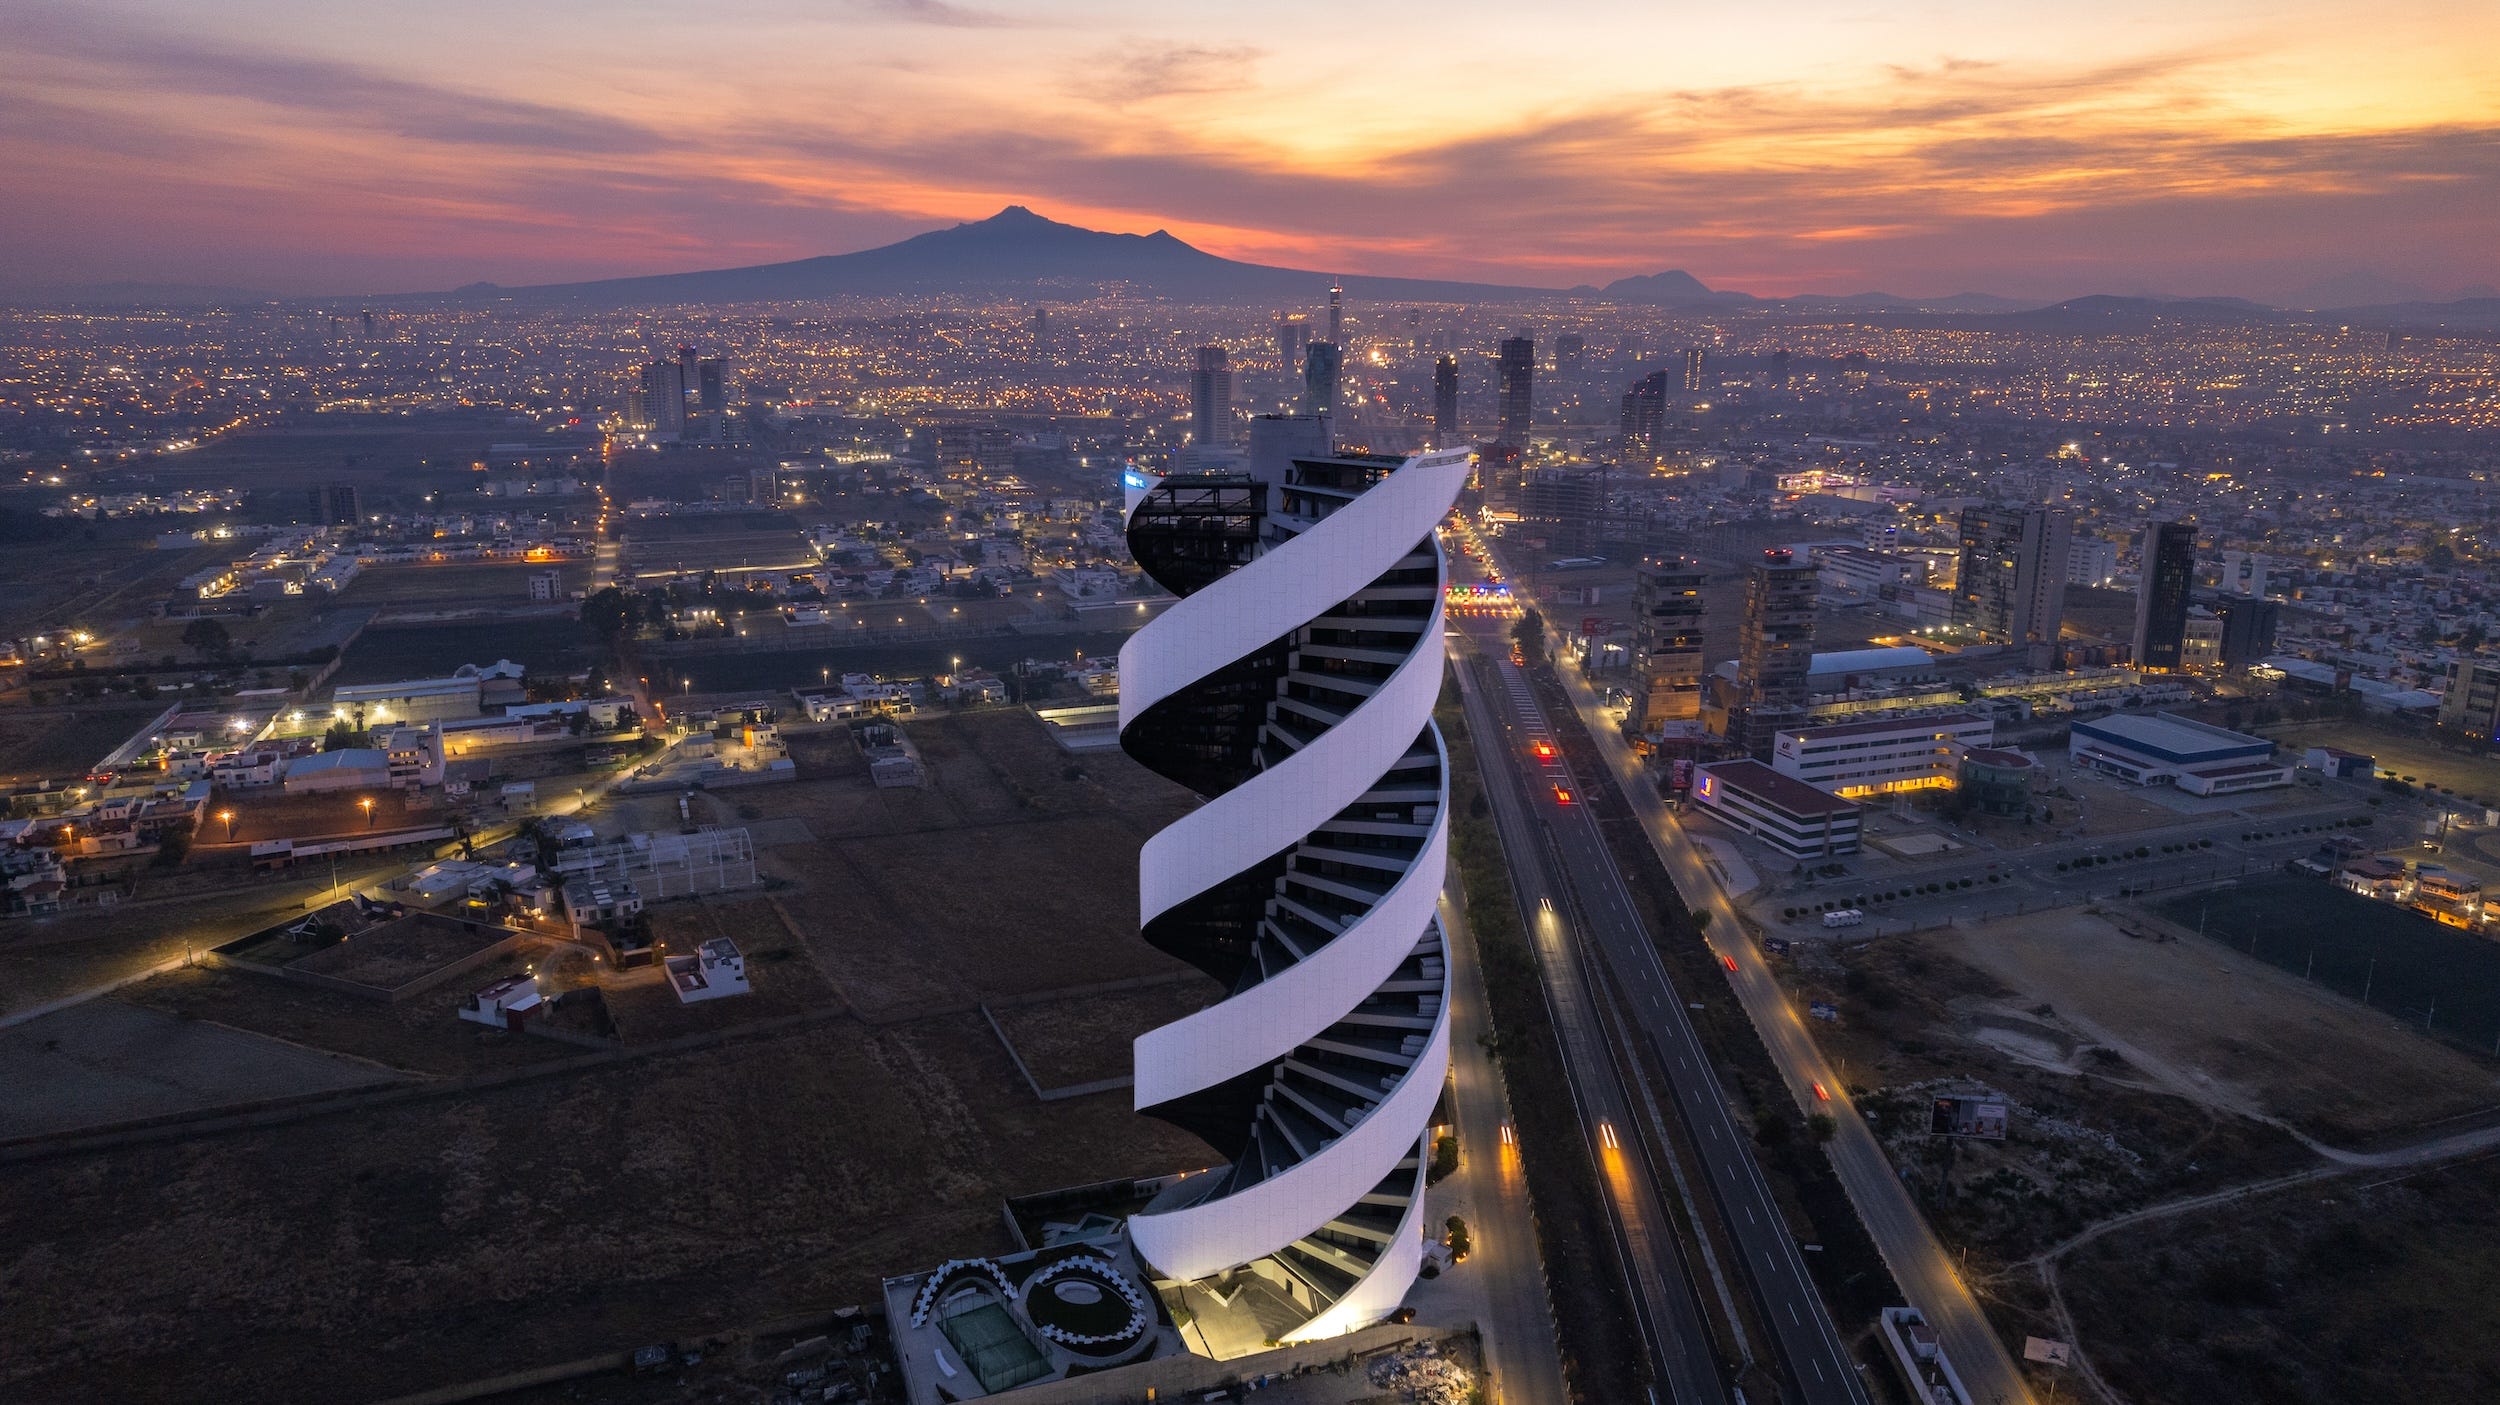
[1532,634,2041,1405]
[1455,625,1869,1405]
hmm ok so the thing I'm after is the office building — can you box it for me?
[1734,548,1818,755]
[1432,355,1459,445]
[1301,342,1342,419]
[2131,519,2197,671]
[1771,712,1995,799]
[1188,345,1231,448]
[1326,284,1343,345]
[308,482,361,526]
[1954,505,2071,667]
[1555,333,1585,375]
[1691,759,1861,860]
[1117,444,1473,1342]
[696,357,728,414]
[1496,336,1534,443]
[637,360,687,435]
[2216,596,2279,668]
[1619,370,1668,445]
[1683,346,1707,393]
[1633,558,1707,729]
[1275,314,1310,367]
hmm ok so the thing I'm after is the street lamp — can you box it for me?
[218,808,236,840]
[360,796,376,828]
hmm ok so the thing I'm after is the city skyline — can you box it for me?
[2,0,2495,302]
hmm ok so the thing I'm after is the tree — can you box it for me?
[1807,1112,1837,1143]
[1510,609,1546,665]
[322,720,362,751]
[180,617,231,660]
[580,586,631,641]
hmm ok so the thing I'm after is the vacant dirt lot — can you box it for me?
[0,1000,399,1140]
[1937,906,2500,1143]
[0,1010,1212,1405]
[720,711,1196,1018]
[991,979,1214,1088]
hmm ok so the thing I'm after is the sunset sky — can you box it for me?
[3,0,2495,302]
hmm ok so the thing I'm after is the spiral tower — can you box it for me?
[1117,444,1472,1343]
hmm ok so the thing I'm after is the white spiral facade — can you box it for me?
[1118,445,1470,1343]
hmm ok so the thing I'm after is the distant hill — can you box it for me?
[440,206,1563,307]
[1600,269,1733,306]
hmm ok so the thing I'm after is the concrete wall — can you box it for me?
[997,1325,1458,1405]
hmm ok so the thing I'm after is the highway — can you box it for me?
[1457,633,1869,1405]
[1455,645,1727,1404]
[1535,639,2041,1405]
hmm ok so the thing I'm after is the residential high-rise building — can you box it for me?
[1326,284,1343,345]
[1555,333,1585,375]
[1431,355,1459,445]
[1496,336,1534,443]
[1620,370,1669,444]
[1633,557,1708,729]
[696,357,728,414]
[1117,444,1473,1343]
[1734,548,1818,755]
[1301,342,1341,419]
[1683,346,1707,393]
[2067,536,2120,587]
[1954,505,2071,667]
[1188,345,1232,448]
[637,361,686,434]
[1275,314,1310,367]
[308,482,361,525]
[2131,519,2197,671]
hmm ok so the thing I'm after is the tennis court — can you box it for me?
[940,1300,1050,1393]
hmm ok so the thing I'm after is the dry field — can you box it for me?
[991,980,1214,1088]
[334,561,594,609]
[119,958,569,1078]
[0,1011,1210,1405]
[725,710,1197,1018]
[1936,906,2500,1142]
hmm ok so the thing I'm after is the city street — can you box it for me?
[1417,886,1571,1405]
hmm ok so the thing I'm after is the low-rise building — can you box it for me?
[666,937,749,1003]
[1691,759,1863,860]
[458,973,544,1030]
[1770,712,1993,799]
[2068,712,2291,796]
[281,747,391,794]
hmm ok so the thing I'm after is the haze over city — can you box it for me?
[3,0,2496,302]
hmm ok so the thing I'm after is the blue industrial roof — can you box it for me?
[2071,712,2271,765]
